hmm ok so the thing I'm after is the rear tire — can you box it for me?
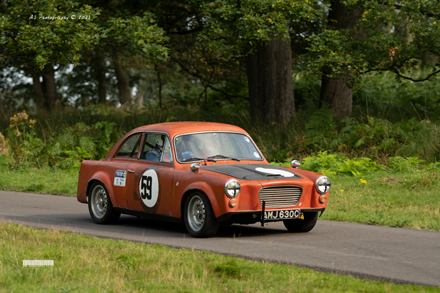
[283,212,318,233]
[88,182,120,224]
[184,192,219,238]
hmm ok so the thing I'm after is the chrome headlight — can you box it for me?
[224,179,241,198]
[316,176,331,194]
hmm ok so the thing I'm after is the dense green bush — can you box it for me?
[2,111,120,171]
[5,111,43,166]
[1,100,440,172]
[273,152,440,177]
[44,121,119,170]
[248,106,440,164]
[353,71,440,121]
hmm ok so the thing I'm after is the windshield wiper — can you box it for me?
[182,157,216,162]
[207,155,240,162]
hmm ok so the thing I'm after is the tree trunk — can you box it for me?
[32,73,45,111]
[32,65,60,112]
[41,64,61,111]
[320,0,363,120]
[113,55,133,105]
[95,54,107,104]
[320,67,353,119]
[246,39,295,124]
[0,89,5,119]
[154,64,163,108]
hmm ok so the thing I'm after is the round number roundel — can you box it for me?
[139,169,159,207]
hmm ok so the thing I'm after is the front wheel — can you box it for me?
[88,182,120,224]
[283,212,318,233]
[184,192,219,238]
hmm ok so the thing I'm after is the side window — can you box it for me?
[141,133,172,163]
[115,134,142,158]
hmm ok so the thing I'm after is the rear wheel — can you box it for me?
[88,182,120,224]
[184,192,219,238]
[283,212,318,233]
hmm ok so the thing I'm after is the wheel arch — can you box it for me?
[180,182,220,220]
[86,172,116,206]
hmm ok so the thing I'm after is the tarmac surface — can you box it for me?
[1,190,439,287]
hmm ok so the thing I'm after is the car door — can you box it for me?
[109,132,144,209]
[126,133,175,217]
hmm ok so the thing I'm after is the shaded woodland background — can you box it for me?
[1,0,440,167]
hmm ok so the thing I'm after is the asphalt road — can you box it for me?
[1,190,439,287]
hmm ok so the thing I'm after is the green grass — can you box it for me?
[0,166,78,196]
[321,170,440,231]
[0,222,437,292]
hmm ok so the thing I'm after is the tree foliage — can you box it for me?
[191,0,325,58]
[0,0,101,69]
[1,0,440,121]
[308,0,440,84]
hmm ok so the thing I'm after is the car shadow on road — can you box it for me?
[116,215,290,239]
[216,224,289,238]
[12,213,294,240]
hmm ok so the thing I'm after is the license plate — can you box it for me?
[264,209,302,220]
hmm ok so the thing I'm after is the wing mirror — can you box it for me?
[190,163,200,173]
[290,159,301,168]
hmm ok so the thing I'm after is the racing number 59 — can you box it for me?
[140,175,152,200]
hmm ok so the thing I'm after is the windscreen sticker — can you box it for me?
[139,169,159,208]
[253,152,260,158]
[114,170,127,187]
[255,167,294,177]
[244,137,250,142]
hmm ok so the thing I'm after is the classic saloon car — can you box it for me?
[77,122,331,238]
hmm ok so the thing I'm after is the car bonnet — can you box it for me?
[201,164,303,180]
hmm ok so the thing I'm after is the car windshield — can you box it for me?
[174,132,263,163]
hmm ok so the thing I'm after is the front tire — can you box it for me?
[283,212,318,233]
[184,192,219,238]
[88,182,120,224]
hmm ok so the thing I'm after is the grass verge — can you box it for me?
[0,222,437,292]
[321,170,440,231]
[0,166,78,196]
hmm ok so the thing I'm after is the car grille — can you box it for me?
[258,186,303,208]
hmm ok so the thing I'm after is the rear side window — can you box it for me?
[115,134,142,158]
[140,133,173,164]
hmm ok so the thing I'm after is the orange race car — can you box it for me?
[77,122,331,238]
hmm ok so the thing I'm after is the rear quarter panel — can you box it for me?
[77,160,127,208]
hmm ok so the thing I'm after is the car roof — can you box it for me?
[105,121,260,161]
[128,122,249,137]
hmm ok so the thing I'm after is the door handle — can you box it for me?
[127,170,135,173]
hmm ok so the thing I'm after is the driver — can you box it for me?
[175,136,196,161]
[145,134,164,162]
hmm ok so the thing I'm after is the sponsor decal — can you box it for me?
[114,170,127,187]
